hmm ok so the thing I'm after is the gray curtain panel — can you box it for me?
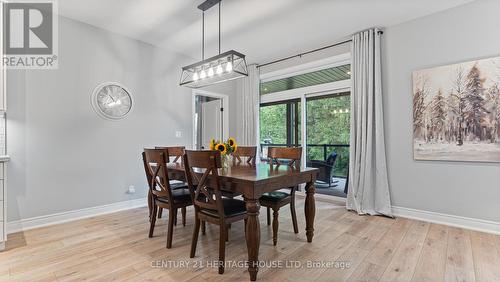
[240,64,260,146]
[346,28,393,216]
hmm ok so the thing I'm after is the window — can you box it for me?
[260,64,350,95]
[260,99,301,157]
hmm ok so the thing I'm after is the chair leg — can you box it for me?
[190,218,201,258]
[225,225,229,242]
[173,208,178,226]
[157,208,163,219]
[244,218,248,236]
[272,208,279,246]
[166,208,175,249]
[219,225,226,274]
[182,207,186,227]
[148,204,157,238]
[290,199,299,234]
[267,207,271,226]
[148,191,153,222]
[201,220,206,235]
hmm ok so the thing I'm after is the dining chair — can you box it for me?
[142,148,193,249]
[183,150,248,275]
[155,146,187,220]
[233,146,257,165]
[260,146,302,246]
[155,146,185,163]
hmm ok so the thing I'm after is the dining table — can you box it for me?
[164,160,318,281]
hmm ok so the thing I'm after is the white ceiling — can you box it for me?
[58,0,474,64]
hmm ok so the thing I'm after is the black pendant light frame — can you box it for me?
[179,0,248,88]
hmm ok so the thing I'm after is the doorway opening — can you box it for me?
[192,90,229,150]
[259,54,351,200]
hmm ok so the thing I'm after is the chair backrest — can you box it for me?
[268,147,302,168]
[142,148,173,200]
[326,152,338,166]
[233,146,257,165]
[183,150,224,216]
[155,146,185,163]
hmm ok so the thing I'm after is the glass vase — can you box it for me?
[221,154,232,169]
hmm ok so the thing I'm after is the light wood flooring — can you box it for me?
[1,199,499,281]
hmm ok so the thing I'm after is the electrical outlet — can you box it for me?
[127,185,136,194]
[175,131,182,138]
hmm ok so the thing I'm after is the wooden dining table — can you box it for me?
[165,161,318,281]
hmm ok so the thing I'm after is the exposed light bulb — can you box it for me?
[216,64,223,75]
[193,72,199,81]
[347,71,351,75]
[333,110,338,114]
[208,67,214,77]
[116,100,122,105]
[345,109,349,113]
[200,69,206,79]
[339,109,343,113]
[225,61,233,72]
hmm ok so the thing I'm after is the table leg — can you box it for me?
[245,198,260,281]
[304,181,316,243]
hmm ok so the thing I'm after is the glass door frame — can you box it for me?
[260,98,301,148]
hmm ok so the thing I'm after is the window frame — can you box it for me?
[260,98,301,148]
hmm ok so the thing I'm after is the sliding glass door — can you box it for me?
[305,93,350,197]
[258,57,351,198]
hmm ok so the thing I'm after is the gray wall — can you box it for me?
[383,0,500,222]
[7,16,236,221]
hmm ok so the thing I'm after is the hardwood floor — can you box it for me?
[1,199,499,281]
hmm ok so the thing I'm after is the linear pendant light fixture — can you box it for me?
[179,0,248,88]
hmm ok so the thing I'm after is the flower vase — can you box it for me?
[221,154,232,169]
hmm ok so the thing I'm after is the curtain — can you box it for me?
[346,28,393,216]
[240,64,260,146]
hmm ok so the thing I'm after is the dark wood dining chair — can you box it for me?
[154,146,187,220]
[142,148,193,249]
[233,146,257,165]
[260,146,302,246]
[156,146,185,163]
[183,150,248,275]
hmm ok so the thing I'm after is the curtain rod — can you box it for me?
[256,30,383,69]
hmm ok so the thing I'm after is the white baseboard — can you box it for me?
[392,206,500,235]
[7,198,147,234]
[6,197,500,236]
[301,194,500,235]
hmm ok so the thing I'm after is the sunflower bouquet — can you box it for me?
[209,137,238,155]
[209,137,238,168]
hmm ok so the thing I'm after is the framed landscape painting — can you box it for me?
[412,56,500,162]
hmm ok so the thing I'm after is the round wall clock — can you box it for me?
[91,82,133,120]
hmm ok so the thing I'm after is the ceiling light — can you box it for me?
[216,64,223,75]
[180,0,248,88]
[225,61,233,72]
